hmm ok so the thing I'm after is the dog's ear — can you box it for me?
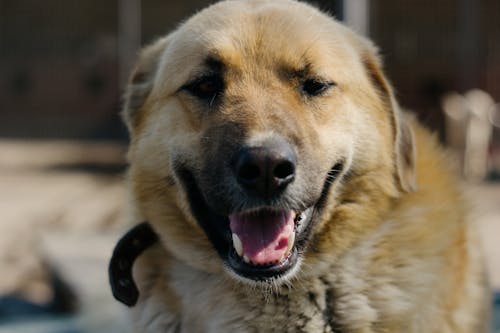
[361,43,417,193]
[395,117,417,192]
[122,36,170,132]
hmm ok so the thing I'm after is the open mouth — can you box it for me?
[175,163,342,282]
[227,206,314,280]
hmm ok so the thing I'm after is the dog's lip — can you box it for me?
[174,162,343,281]
[227,245,299,280]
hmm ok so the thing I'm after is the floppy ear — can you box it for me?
[122,36,170,132]
[395,117,417,192]
[362,43,417,193]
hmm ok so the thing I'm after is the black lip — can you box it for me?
[175,166,231,258]
[228,247,299,280]
[174,162,343,281]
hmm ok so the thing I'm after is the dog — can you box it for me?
[108,1,490,332]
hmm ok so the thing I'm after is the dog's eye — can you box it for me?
[301,79,335,97]
[183,75,224,101]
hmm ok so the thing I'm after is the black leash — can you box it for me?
[108,222,159,306]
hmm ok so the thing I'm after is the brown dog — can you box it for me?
[109,1,490,332]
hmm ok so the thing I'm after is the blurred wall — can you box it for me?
[0,0,121,139]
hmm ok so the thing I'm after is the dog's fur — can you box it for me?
[118,1,489,332]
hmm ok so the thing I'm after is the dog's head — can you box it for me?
[123,0,416,285]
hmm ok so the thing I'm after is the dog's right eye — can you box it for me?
[301,79,335,97]
[182,75,224,101]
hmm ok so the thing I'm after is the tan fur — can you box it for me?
[120,1,489,332]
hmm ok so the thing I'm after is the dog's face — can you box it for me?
[124,0,415,285]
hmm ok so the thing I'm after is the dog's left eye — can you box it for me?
[301,79,335,97]
[182,75,224,101]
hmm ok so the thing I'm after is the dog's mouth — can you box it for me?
[227,206,313,280]
[175,163,342,282]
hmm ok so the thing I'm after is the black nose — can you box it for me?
[233,138,296,198]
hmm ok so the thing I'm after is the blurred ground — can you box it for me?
[0,140,499,332]
[0,140,128,332]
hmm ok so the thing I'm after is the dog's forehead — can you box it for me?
[156,0,361,91]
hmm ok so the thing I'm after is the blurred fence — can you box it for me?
[1,0,499,141]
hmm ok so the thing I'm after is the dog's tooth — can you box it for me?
[232,233,243,257]
[286,231,295,255]
[243,255,250,263]
[295,211,306,223]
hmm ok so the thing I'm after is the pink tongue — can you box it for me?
[229,210,295,265]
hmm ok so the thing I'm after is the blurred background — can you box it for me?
[0,0,499,332]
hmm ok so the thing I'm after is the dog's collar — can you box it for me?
[109,222,159,306]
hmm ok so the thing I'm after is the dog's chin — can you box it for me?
[174,163,343,285]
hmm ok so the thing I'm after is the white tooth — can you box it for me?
[286,231,295,255]
[300,211,306,221]
[232,233,243,257]
[243,255,250,263]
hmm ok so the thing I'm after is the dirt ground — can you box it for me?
[0,140,499,332]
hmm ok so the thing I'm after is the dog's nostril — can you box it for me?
[239,163,260,182]
[233,138,297,197]
[274,160,295,180]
